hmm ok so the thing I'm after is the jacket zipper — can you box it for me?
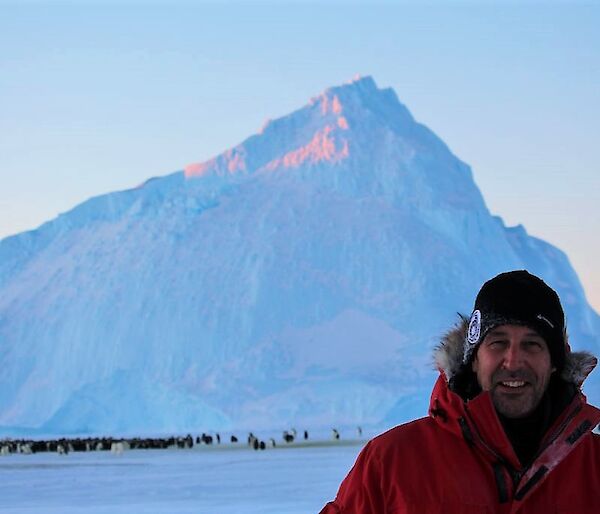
[459,413,517,503]
[512,402,582,499]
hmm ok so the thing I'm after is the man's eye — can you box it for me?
[524,341,543,350]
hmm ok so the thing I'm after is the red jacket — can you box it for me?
[321,322,600,514]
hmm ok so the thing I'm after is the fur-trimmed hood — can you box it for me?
[434,315,598,389]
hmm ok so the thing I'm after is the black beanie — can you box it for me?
[463,270,567,372]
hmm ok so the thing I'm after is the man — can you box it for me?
[321,270,600,513]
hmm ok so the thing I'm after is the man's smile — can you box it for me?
[499,380,527,388]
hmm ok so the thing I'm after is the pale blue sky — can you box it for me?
[1,1,599,309]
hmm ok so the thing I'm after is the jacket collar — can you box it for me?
[429,373,522,469]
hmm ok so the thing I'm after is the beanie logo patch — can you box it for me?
[467,310,481,346]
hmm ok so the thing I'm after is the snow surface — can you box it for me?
[0,76,599,435]
[0,441,362,514]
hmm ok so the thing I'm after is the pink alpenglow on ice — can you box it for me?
[269,126,349,170]
[184,148,247,178]
[318,93,344,115]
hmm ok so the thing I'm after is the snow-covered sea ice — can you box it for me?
[0,441,362,514]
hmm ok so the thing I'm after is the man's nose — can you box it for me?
[502,343,523,370]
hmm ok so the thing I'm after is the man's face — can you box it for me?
[471,324,555,419]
